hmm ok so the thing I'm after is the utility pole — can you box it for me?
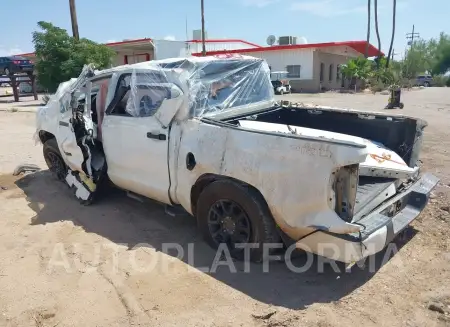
[201,0,206,56]
[406,24,420,48]
[391,48,400,61]
[69,0,80,40]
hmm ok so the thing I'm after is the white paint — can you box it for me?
[153,40,190,60]
[65,171,91,201]
[101,115,172,204]
[316,45,361,57]
[187,41,257,53]
[296,225,388,263]
[238,120,417,178]
[248,48,314,80]
[55,107,85,172]
[172,119,367,235]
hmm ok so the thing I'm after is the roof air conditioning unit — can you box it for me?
[278,36,297,45]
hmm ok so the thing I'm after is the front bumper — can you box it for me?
[295,173,439,263]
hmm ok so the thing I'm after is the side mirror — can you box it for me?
[154,84,184,128]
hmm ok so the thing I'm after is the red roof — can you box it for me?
[187,39,262,48]
[104,38,153,46]
[15,52,35,57]
[191,41,383,57]
[16,40,382,59]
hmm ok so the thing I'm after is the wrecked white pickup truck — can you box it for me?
[35,55,438,263]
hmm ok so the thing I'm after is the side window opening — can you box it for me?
[107,72,172,118]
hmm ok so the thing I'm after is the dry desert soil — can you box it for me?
[0,88,449,327]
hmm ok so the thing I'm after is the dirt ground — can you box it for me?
[0,88,449,327]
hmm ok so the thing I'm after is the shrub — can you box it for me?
[370,81,386,93]
[433,75,449,87]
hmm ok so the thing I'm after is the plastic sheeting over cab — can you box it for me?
[121,54,275,121]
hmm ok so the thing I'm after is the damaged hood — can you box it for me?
[238,120,418,178]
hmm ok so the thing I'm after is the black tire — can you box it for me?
[43,138,67,181]
[399,103,404,109]
[280,89,284,95]
[196,180,281,262]
[424,82,430,87]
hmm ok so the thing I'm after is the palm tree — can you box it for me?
[386,0,397,68]
[374,0,382,67]
[341,57,372,91]
[365,0,371,58]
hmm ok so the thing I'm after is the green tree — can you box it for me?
[399,32,450,78]
[341,57,372,90]
[32,21,115,92]
[402,41,431,78]
[431,33,450,74]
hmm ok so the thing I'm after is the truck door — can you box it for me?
[101,77,172,205]
[55,93,85,173]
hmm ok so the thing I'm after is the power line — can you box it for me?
[391,48,400,61]
[406,24,420,48]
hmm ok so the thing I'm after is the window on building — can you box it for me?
[329,64,333,81]
[286,65,301,78]
[320,63,324,82]
[336,65,341,81]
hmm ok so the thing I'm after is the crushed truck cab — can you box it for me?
[35,55,438,263]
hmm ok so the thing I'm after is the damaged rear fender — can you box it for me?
[172,120,367,239]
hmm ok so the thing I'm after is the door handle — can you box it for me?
[147,132,166,141]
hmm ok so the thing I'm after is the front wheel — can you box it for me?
[43,138,67,181]
[279,89,284,95]
[196,180,281,262]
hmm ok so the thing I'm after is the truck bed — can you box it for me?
[354,177,397,221]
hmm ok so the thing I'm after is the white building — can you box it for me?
[192,41,382,92]
[17,38,381,92]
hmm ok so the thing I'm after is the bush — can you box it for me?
[399,78,413,89]
[433,75,449,87]
[370,81,386,93]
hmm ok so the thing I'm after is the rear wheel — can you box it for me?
[196,180,281,262]
[43,138,67,181]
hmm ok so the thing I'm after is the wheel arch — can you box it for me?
[190,173,270,217]
[39,130,56,144]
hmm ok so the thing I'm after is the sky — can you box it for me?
[1,0,448,59]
